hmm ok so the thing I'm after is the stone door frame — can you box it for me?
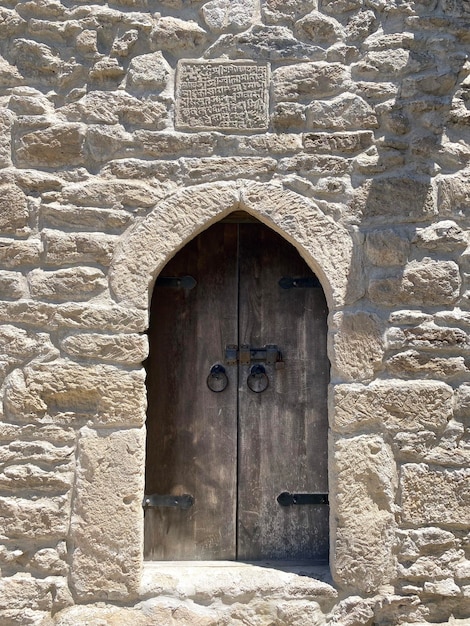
[70,181,395,601]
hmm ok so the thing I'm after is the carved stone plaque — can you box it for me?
[176,60,269,131]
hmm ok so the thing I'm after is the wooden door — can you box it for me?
[144,218,329,562]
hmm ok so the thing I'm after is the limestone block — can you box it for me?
[330,311,384,382]
[387,350,467,379]
[273,62,347,101]
[352,49,411,80]
[272,102,307,130]
[135,131,215,158]
[369,260,461,306]
[279,154,350,177]
[325,596,374,626]
[89,57,125,81]
[352,177,437,221]
[126,51,171,92]
[152,16,208,51]
[0,573,57,612]
[28,267,107,302]
[182,156,277,183]
[0,496,68,540]
[28,544,68,576]
[53,303,147,333]
[321,0,363,13]
[86,125,136,163]
[0,109,14,168]
[201,0,257,33]
[386,323,469,351]
[71,427,145,601]
[12,38,63,82]
[306,93,378,130]
[0,325,53,364]
[206,25,326,61]
[276,600,325,626]
[332,380,453,434]
[102,158,181,182]
[365,228,410,266]
[0,301,58,328]
[75,29,99,57]
[0,7,25,36]
[295,10,343,44]
[61,180,162,209]
[0,437,74,465]
[423,578,462,597]
[455,383,470,417]
[262,0,317,25]
[303,131,374,154]
[4,360,146,426]
[40,204,132,232]
[397,527,457,560]
[438,170,470,217]
[0,184,29,236]
[42,230,118,266]
[60,332,148,365]
[332,435,397,592]
[413,220,468,251]
[345,10,376,41]
[14,124,86,168]
[389,310,433,325]
[224,133,303,155]
[10,87,53,116]
[0,463,72,492]
[0,270,27,299]
[399,548,464,581]
[0,238,42,268]
[62,91,168,129]
[401,464,470,527]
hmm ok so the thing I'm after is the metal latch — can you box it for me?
[143,494,194,509]
[155,275,197,289]
[277,492,329,506]
[225,344,283,366]
[279,276,321,289]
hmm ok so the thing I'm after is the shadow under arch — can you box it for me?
[109,180,362,315]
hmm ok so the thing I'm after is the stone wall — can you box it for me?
[0,0,469,624]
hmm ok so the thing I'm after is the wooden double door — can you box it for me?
[144,217,329,562]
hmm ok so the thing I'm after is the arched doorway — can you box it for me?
[144,214,329,562]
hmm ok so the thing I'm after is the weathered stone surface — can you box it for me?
[0,496,68,540]
[206,25,326,61]
[262,0,317,25]
[353,177,437,221]
[182,156,277,183]
[273,62,347,101]
[295,10,343,43]
[332,435,397,593]
[42,230,118,266]
[0,271,27,299]
[369,260,461,306]
[306,93,378,130]
[136,131,215,158]
[352,49,411,80]
[413,220,468,251]
[126,51,171,92]
[387,350,467,379]
[401,465,470,527]
[0,238,42,268]
[386,323,470,351]
[0,184,29,236]
[28,267,107,302]
[332,380,453,434]
[14,124,86,168]
[365,228,410,266]
[153,16,208,52]
[4,360,146,426]
[303,131,374,154]
[40,204,132,232]
[279,154,350,177]
[331,311,384,382]
[0,109,14,168]
[60,332,148,365]
[438,170,470,217]
[71,427,145,601]
[455,383,470,417]
[201,0,257,33]
[0,462,72,492]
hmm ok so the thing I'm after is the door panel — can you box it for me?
[237,225,329,561]
[145,219,329,562]
[144,224,238,560]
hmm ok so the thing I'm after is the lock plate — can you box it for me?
[224,344,282,366]
[277,492,329,506]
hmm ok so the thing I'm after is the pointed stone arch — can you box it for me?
[109,180,362,313]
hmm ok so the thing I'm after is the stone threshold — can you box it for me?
[140,561,337,606]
